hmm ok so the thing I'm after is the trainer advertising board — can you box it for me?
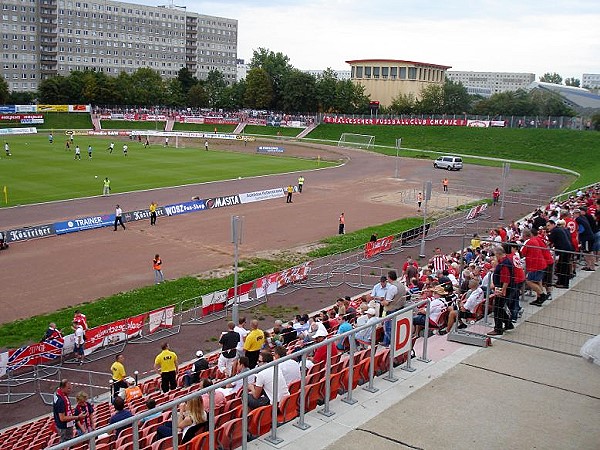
[163,200,206,217]
[201,290,227,316]
[364,235,394,259]
[205,195,240,209]
[54,214,115,234]
[323,116,467,126]
[5,224,55,243]
[239,188,285,204]
[394,311,413,357]
[148,305,175,334]
[257,146,284,154]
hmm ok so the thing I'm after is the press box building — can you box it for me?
[1,0,238,92]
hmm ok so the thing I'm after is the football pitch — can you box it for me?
[0,135,334,207]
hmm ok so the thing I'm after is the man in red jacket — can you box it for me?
[520,228,551,306]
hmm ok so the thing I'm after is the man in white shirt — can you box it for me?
[234,317,249,358]
[369,276,389,317]
[249,351,289,410]
[73,321,85,365]
[273,346,300,387]
[447,279,486,330]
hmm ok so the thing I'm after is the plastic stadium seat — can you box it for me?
[151,436,174,450]
[303,380,324,412]
[288,379,301,395]
[216,417,244,450]
[247,404,273,439]
[184,431,214,450]
[322,369,345,401]
[277,391,300,425]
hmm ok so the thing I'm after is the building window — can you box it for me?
[399,67,406,79]
[381,67,389,79]
[408,67,417,80]
[355,66,363,78]
[364,66,371,78]
[373,66,380,79]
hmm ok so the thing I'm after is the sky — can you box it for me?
[138,0,599,80]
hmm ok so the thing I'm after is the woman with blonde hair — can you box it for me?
[155,395,208,443]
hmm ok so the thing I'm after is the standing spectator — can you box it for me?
[103,177,111,196]
[74,391,95,436]
[73,310,88,330]
[111,354,127,398]
[442,177,448,192]
[430,247,449,273]
[154,343,178,393]
[108,396,133,437]
[248,351,289,410]
[286,184,293,203]
[546,220,574,288]
[204,139,209,151]
[153,254,164,284]
[492,187,500,206]
[417,192,423,211]
[218,321,240,376]
[338,212,345,234]
[53,379,85,443]
[74,145,81,160]
[107,142,114,153]
[574,209,596,271]
[521,228,551,306]
[149,201,158,225]
[505,243,526,322]
[87,145,93,159]
[234,317,249,358]
[488,247,517,336]
[381,270,406,346]
[122,144,128,156]
[114,204,126,231]
[297,175,304,193]
[43,322,63,341]
[244,319,265,369]
[73,321,85,366]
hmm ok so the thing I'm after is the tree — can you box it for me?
[389,93,416,115]
[335,80,370,114]
[0,77,9,104]
[591,113,600,131]
[130,68,165,106]
[8,90,35,104]
[244,67,273,109]
[415,84,444,114]
[539,72,563,84]
[205,70,227,108]
[529,90,575,117]
[177,68,198,96]
[315,68,339,112]
[187,83,209,108]
[165,78,186,107]
[564,77,581,87]
[38,76,69,103]
[250,48,293,110]
[281,69,317,113]
[443,80,471,114]
[219,80,246,111]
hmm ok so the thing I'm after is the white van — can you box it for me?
[433,156,463,171]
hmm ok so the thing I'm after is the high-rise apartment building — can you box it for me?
[582,74,600,90]
[1,0,237,92]
[446,71,535,97]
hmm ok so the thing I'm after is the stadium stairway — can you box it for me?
[233,122,247,134]
[91,114,102,131]
[165,118,175,131]
[296,123,317,139]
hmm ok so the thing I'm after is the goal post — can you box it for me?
[337,133,375,150]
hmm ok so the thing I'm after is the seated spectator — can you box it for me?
[218,356,254,397]
[199,378,225,411]
[335,314,353,351]
[274,345,300,386]
[74,391,94,436]
[109,396,133,437]
[155,396,208,444]
[248,351,289,410]
[124,377,143,404]
[139,399,162,424]
[281,321,297,345]
[355,308,378,347]
[413,286,450,336]
[447,279,486,330]
[183,350,209,387]
[310,327,338,365]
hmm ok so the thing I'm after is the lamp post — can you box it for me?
[231,215,243,324]
[395,138,402,179]
[419,181,432,258]
[499,163,510,220]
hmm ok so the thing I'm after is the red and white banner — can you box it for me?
[0,114,43,121]
[87,130,130,136]
[83,315,145,355]
[201,290,227,316]
[256,273,279,299]
[148,306,175,334]
[4,338,64,372]
[203,117,240,125]
[394,311,413,356]
[364,235,394,259]
[178,116,205,124]
[247,118,267,125]
[323,116,467,127]
[277,262,312,288]
[227,281,254,305]
[466,203,488,220]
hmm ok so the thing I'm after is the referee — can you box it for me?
[154,343,178,393]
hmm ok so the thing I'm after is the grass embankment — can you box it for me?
[0,217,423,349]
[0,135,335,207]
[243,125,304,137]
[306,124,600,189]
[0,112,93,129]
[171,123,237,133]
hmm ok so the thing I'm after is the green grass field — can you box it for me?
[0,135,335,207]
[172,122,237,133]
[306,124,600,189]
[243,125,304,137]
[0,112,93,130]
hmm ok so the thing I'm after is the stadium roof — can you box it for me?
[345,59,452,70]
[527,81,600,111]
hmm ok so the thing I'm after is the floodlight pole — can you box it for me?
[231,215,243,324]
[394,138,402,179]
[499,163,510,220]
[419,181,432,258]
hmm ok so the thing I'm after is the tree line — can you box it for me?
[0,49,591,123]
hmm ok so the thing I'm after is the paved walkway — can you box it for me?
[248,270,600,450]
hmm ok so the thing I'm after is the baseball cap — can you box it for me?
[313,328,328,338]
[366,308,377,316]
[195,350,204,358]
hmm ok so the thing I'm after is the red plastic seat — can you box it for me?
[247,404,273,438]
[303,380,324,412]
[216,418,244,450]
[277,391,300,424]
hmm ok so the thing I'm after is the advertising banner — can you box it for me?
[0,105,16,113]
[163,200,206,217]
[0,351,8,377]
[323,116,467,126]
[148,305,175,334]
[37,104,69,112]
[399,224,431,245]
[239,188,284,204]
[466,203,488,220]
[277,262,312,288]
[87,130,130,136]
[0,114,43,121]
[0,127,38,135]
[21,118,44,124]
[68,105,91,113]
[6,338,64,371]
[205,195,240,209]
[179,117,205,124]
[364,235,394,259]
[54,214,115,234]
[467,120,489,128]
[124,206,166,223]
[201,290,227,316]
[5,224,55,243]
[255,273,279,299]
[203,117,240,125]
[83,315,145,355]
[227,281,254,305]
[247,118,267,125]
[394,311,413,356]
[257,146,284,154]
[15,105,37,113]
